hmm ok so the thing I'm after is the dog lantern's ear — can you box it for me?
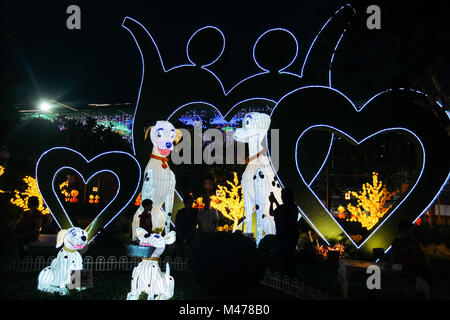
[174,129,183,144]
[164,231,176,245]
[144,126,153,141]
[135,227,148,240]
[56,229,69,248]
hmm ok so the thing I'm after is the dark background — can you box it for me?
[1,0,448,108]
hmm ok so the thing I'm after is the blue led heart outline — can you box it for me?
[296,125,425,249]
[266,84,449,249]
[35,147,142,243]
[50,166,120,241]
[296,87,435,188]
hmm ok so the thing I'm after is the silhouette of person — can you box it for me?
[14,196,48,255]
[389,220,432,299]
[175,195,197,246]
[197,196,219,233]
[139,199,153,234]
[269,188,299,278]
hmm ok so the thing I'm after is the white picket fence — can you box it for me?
[259,270,335,299]
[1,256,335,299]
[0,255,188,272]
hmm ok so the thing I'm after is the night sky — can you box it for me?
[1,0,449,108]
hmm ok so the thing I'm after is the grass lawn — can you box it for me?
[293,256,450,299]
[0,270,297,300]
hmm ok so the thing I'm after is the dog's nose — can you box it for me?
[166,142,172,148]
[81,236,86,241]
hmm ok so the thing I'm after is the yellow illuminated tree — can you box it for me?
[345,172,397,230]
[0,166,5,194]
[10,175,50,215]
[210,172,245,231]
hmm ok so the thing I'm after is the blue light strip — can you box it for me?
[252,27,299,74]
[329,30,346,87]
[300,4,356,80]
[186,25,226,68]
[123,3,355,140]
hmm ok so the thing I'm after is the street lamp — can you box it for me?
[38,99,89,116]
[39,101,52,112]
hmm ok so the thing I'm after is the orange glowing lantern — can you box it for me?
[337,205,346,219]
[134,193,142,206]
[70,190,79,203]
[89,194,94,204]
[192,197,205,209]
[95,195,100,204]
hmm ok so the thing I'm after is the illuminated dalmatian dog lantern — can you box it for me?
[37,227,88,295]
[132,121,182,239]
[234,112,282,245]
[127,227,176,300]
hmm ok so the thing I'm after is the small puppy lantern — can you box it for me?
[126,227,176,300]
[37,227,88,295]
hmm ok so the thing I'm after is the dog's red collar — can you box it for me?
[245,150,266,164]
[150,154,169,169]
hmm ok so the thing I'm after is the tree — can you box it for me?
[210,172,245,231]
[345,172,398,230]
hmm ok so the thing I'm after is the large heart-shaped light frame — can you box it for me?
[36,147,141,242]
[269,86,450,255]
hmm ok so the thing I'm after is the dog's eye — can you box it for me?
[246,119,251,127]
[157,131,162,138]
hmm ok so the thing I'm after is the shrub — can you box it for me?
[188,232,263,298]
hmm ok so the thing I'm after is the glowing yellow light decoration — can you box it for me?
[210,172,245,231]
[344,172,398,230]
[316,243,345,259]
[0,166,5,194]
[10,175,50,215]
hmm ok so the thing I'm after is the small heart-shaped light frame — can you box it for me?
[269,86,450,255]
[36,147,141,242]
